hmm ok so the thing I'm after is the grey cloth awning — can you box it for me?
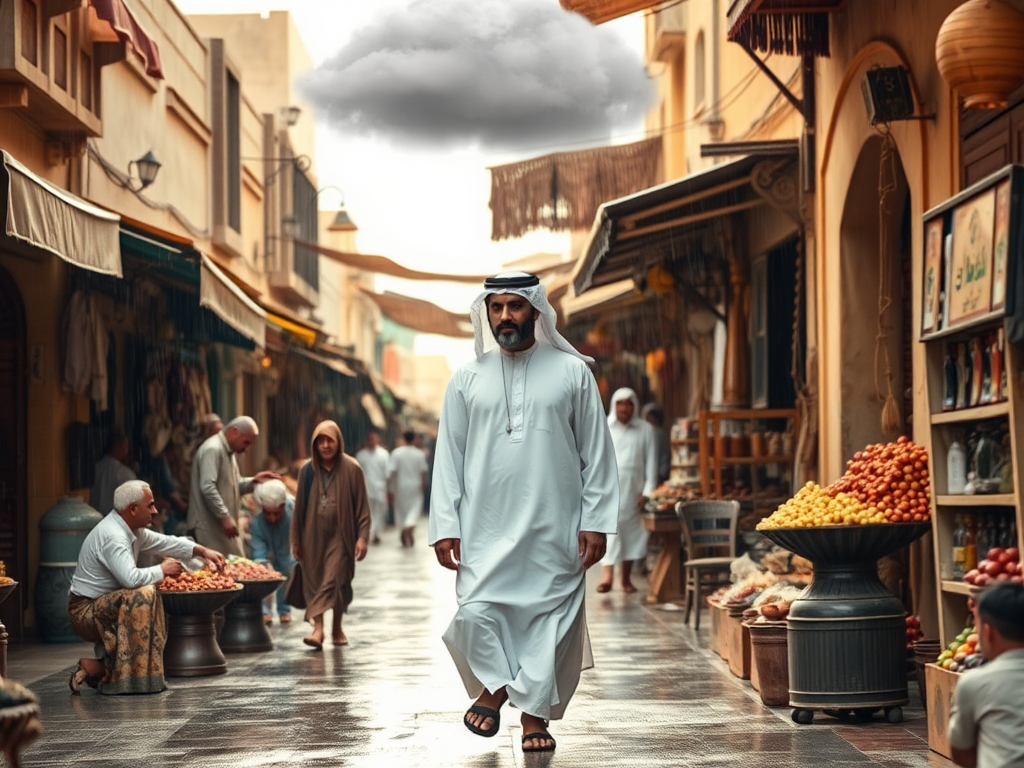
[2,150,122,276]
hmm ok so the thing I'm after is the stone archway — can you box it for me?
[838,135,911,463]
[0,263,26,640]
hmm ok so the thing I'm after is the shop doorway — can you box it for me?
[0,263,26,639]
[838,134,912,462]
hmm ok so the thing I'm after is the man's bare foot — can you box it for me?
[464,687,506,735]
[521,713,555,752]
[622,582,637,594]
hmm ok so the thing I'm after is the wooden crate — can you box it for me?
[714,602,730,661]
[925,664,959,760]
[707,598,722,657]
[726,613,751,680]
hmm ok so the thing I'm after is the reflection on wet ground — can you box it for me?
[13,519,950,767]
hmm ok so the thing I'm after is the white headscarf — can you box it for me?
[470,271,593,363]
[607,387,642,427]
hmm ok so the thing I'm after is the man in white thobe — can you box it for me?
[389,431,428,548]
[429,272,618,754]
[355,431,390,544]
[597,388,659,594]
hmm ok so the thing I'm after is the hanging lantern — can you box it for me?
[935,0,1024,110]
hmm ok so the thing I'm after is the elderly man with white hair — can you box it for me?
[250,479,296,624]
[67,480,225,695]
[187,415,278,556]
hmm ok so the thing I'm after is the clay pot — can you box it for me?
[936,0,1024,109]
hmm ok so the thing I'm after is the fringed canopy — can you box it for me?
[559,0,660,25]
[489,136,662,241]
[293,239,490,283]
[727,0,847,58]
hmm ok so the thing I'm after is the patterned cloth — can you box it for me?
[68,586,168,695]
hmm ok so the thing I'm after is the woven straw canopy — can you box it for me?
[559,0,660,25]
[727,0,847,57]
[489,137,662,241]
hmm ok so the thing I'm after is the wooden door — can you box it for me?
[0,265,26,639]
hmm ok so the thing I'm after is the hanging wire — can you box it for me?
[874,124,901,436]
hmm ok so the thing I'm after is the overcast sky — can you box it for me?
[173,0,646,369]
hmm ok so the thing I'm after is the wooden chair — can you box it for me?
[676,500,740,629]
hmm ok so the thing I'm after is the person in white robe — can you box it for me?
[597,388,659,594]
[429,272,618,754]
[355,431,390,544]
[388,431,428,547]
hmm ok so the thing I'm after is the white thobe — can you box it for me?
[356,446,391,538]
[389,446,427,528]
[429,343,619,720]
[601,417,658,564]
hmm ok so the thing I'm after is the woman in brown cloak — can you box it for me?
[291,420,371,649]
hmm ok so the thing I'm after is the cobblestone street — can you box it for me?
[9,520,952,767]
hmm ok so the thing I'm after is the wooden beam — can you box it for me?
[0,85,29,109]
[618,199,765,241]
[619,175,751,229]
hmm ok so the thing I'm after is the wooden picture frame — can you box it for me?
[948,187,995,328]
[992,179,1011,312]
[922,217,944,334]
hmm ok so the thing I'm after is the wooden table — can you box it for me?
[642,514,683,604]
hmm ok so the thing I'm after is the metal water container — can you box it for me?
[35,496,102,642]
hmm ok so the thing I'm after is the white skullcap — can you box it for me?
[254,479,287,509]
[470,271,592,363]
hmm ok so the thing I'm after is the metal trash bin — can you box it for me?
[35,496,102,642]
[761,523,931,724]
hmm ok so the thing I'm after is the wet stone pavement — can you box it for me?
[13,519,953,767]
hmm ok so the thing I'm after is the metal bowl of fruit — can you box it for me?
[760,522,933,567]
[159,585,243,616]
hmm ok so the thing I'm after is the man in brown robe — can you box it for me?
[291,420,371,649]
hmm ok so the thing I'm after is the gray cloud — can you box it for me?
[298,0,653,151]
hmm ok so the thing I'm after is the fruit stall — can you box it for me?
[917,166,1024,756]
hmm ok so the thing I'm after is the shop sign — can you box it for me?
[921,165,1024,341]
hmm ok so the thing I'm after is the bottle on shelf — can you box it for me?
[952,514,966,581]
[977,513,994,558]
[963,515,978,575]
[997,514,1014,549]
[943,346,958,411]
[948,438,967,495]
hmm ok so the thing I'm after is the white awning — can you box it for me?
[2,150,122,276]
[561,279,641,322]
[293,347,356,378]
[199,255,266,346]
[361,392,387,429]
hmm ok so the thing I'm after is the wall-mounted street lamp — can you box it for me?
[278,105,302,127]
[127,150,161,190]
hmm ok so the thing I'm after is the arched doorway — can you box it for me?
[0,263,26,639]
[838,135,913,462]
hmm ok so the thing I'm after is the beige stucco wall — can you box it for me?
[815,2,962,482]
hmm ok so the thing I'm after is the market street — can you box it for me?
[12,520,950,768]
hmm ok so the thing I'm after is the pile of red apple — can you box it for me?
[906,614,924,648]
[964,546,1022,587]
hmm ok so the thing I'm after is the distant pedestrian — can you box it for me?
[641,402,671,485]
[291,420,371,649]
[186,416,277,556]
[388,431,428,548]
[597,388,658,594]
[355,431,390,544]
[948,582,1024,768]
[251,479,296,625]
[68,480,225,694]
[429,271,618,752]
[90,432,136,516]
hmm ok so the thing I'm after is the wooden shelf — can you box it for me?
[940,580,976,596]
[935,494,1017,507]
[930,401,1010,425]
[716,455,793,466]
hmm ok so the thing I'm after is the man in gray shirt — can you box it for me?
[948,582,1024,768]
[68,480,225,695]
[186,415,277,556]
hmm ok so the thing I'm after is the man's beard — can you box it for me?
[491,314,536,350]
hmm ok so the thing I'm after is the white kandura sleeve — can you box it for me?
[643,421,659,497]
[428,373,468,544]
[573,365,619,534]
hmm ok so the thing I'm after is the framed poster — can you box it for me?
[948,187,996,327]
[921,217,944,334]
[992,179,1011,311]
